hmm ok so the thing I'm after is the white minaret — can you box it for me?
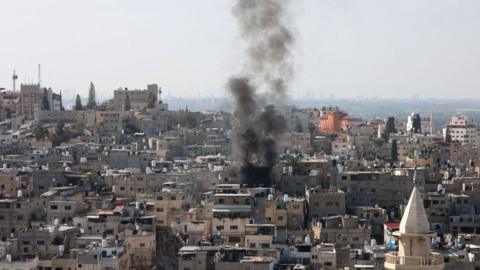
[385,170,444,269]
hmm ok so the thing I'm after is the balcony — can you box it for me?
[385,252,443,269]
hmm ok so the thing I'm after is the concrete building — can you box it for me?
[0,255,39,270]
[112,84,164,111]
[319,107,363,135]
[211,193,253,245]
[124,229,156,270]
[178,246,217,270]
[244,224,276,249]
[306,188,345,221]
[446,115,478,145]
[424,191,450,233]
[76,242,129,270]
[312,215,371,249]
[280,132,311,155]
[20,84,61,120]
[279,174,321,197]
[310,243,337,270]
[20,84,42,120]
[145,188,185,227]
[265,196,305,231]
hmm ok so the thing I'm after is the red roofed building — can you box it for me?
[319,109,362,135]
[384,221,400,245]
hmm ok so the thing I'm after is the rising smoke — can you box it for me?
[229,0,294,187]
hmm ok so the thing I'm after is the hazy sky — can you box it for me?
[1,0,480,100]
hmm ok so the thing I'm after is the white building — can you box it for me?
[446,115,478,145]
[406,112,433,134]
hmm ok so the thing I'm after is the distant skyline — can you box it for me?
[1,0,480,99]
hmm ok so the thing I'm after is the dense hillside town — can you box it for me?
[2,0,480,269]
[0,81,479,269]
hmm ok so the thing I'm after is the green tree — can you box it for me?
[383,116,397,141]
[41,89,50,110]
[87,82,96,109]
[49,121,65,146]
[445,128,452,143]
[122,118,140,134]
[124,93,131,111]
[148,92,156,109]
[295,117,303,133]
[59,92,65,111]
[75,94,83,110]
[183,112,198,128]
[33,124,48,140]
[412,114,422,133]
[391,139,398,162]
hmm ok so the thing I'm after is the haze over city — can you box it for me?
[2,1,480,269]
[1,0,480,99]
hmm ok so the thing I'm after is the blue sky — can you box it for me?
[1,0,480,100]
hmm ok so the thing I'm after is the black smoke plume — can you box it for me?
[229,0,294,187]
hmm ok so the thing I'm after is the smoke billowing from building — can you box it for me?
[229,0,294,187]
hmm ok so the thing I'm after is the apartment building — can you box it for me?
[306,188,345,221]
[447,115,478,145]
[212,193,253,245]
[312,215,371,249]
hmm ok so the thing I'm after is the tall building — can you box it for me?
[21,84,62,120]
[20,84,42,120]
[446,115,478,145]
[113,83,161,111]
[384,173,444,269]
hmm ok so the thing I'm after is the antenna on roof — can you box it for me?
[38,64,41,87]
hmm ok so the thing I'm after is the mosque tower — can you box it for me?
[384,170,444,269]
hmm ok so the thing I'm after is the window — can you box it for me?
[65,205,72,210]
[50,205,58,210]
[230,225,238,230]
[229,236,241,243]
